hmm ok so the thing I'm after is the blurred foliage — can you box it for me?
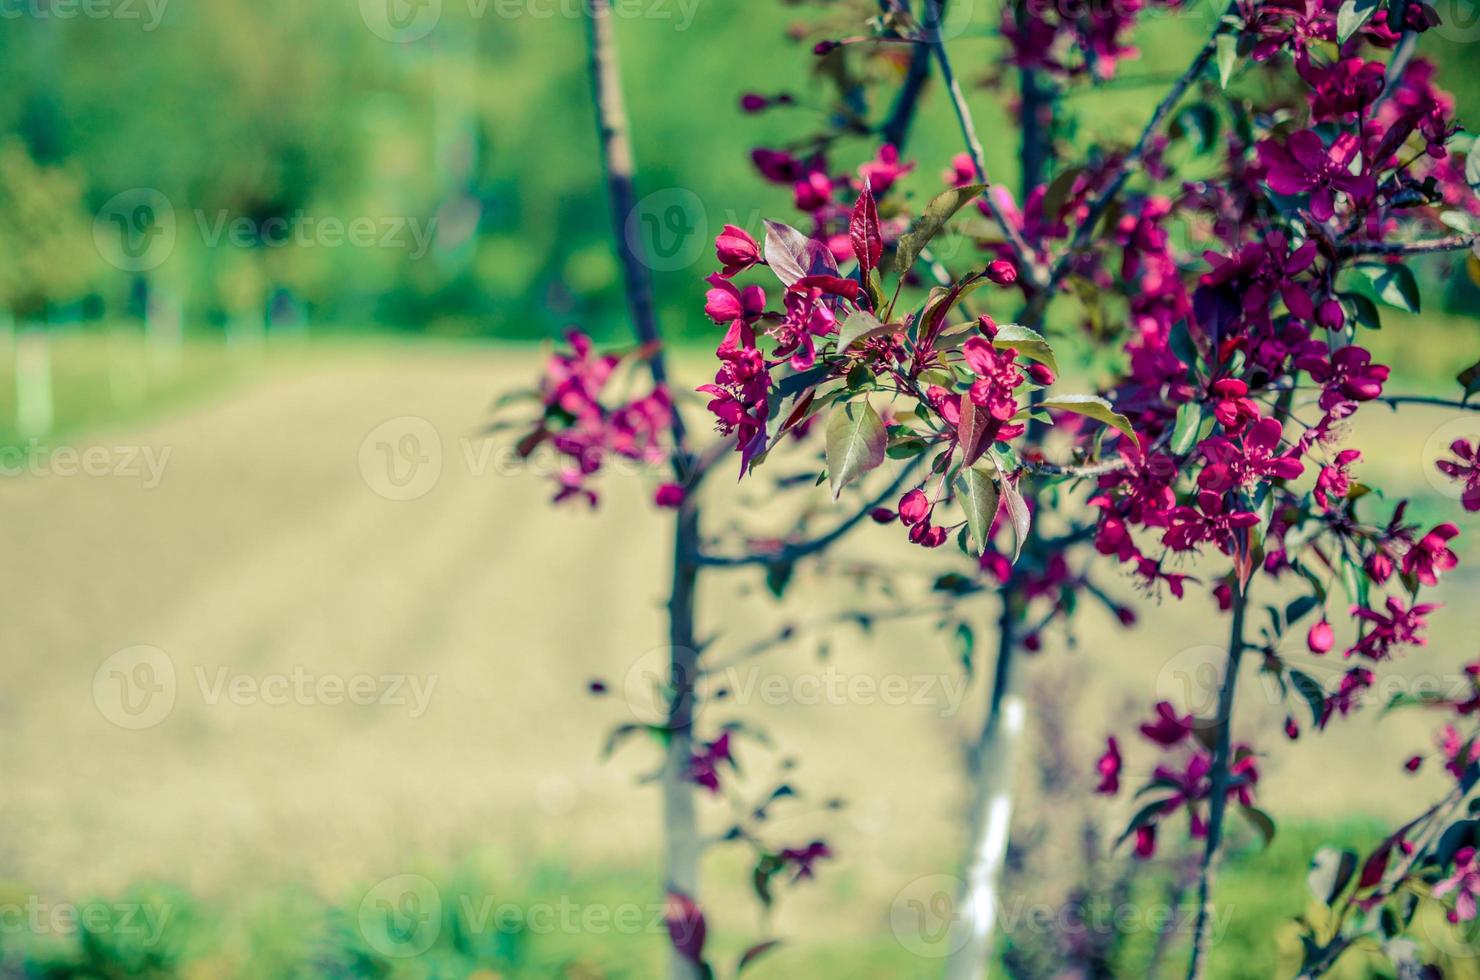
[2,820,1478,978]
[0,2,1474,348]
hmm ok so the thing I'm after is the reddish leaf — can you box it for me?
[850,179,882,279]
[793,274,861,301]
[664,890,707,964]
[957,396,991,468]
[738,940,782,974]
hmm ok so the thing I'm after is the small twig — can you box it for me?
[698,458,925,568]
[1041,3,1238,299]
[1376,394,1480,412]
[922,0,1048,289]
[1337,233,1480,258]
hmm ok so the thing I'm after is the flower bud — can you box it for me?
[870,507,897,524]
[977,314,998,339]
[654,483,685,509]
[1028,363,1055,386]
[898,488,930,526]
[739,93,770,114]
[1211,378,1248,398]
[812,40,840,55]
[1307,619,1334,654]
[985,259,1017,285]
[1317,298,1345,332]
[1284,717,1299,740]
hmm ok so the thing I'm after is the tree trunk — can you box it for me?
[944,595,1023,979]
[16,324,53,440]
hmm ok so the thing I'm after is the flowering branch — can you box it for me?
[1041,3,1238,296]
[923,0,1047,288]
[697,459,925,568]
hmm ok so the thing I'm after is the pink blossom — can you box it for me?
[1402,523,1459,586]
[1257,130,1375,221]
[1436,439,1480,511]
[714,224,760,278]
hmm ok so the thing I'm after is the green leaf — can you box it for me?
[1039,395,1136,441]
[1285,594,1321,627]
[1336,0,1381,43]
[954,622,975,680]
[1170,402,1205,456]
[825,400,887,499]
[836,310,894,352]
[957,465,1001,556]
[1457,358,1480,401]
[1215,34,1238,89]
[891,183,988,280]
[1241,805,1277,848]
[1307,846,1358,906]
[1289,669,1326,726]
[1467,147,1480,196]
[989,452,1031,562]
[1356,261,1420,313]
[992,323,1058,374]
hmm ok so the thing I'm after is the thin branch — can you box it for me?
[1186,574,1251,980]
[1337,233,1479,258]
[1376,394,1480,411]
[586,0,690,463]
[922,0,1047,289]
[881,4,933,149]
[697,458,925,568]
[1042,3,1238,296]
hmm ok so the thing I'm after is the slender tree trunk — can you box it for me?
[584,5,700,978]
[16,322,53,440]
[1186,579,1251,980]
[944,592,1024,979]
[662,504,703,980]
[942,45,1055,977]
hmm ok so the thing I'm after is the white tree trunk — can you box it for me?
[944,623,1026,980]
[16,327,53,440]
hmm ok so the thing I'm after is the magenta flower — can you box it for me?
[856,143,915,195]
[962,336,1025,422]
[1434,847,1480,923]
[1163,490,1261,554]
[1257,130,1375,221]
[1313,449,1362,510]
[1402,523,1459,586]
[654,483,685,509]
[688,732,734,794]
[1197,416,1306,492]
[1348,597,1437,661]
[778,840,832,882]
[1096,736,1122,795]
[1437,439,1480,511]
[714,224,760,278]
[703,274,765,324]
[898,489,930,526]
[1139,701,1193,746]
[697,320,770,472]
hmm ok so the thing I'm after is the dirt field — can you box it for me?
[1,342,1476,953]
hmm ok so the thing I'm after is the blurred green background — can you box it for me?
[2,1,1479,978]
